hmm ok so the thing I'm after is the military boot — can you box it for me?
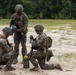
[13,58,18,64]
[4,66,16,71]
[30,66,39,71]
[41,64,54,70]
[54,64,63,71]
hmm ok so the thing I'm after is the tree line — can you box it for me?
[0,0,76,19]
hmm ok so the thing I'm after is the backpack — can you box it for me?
[46,36,52,48]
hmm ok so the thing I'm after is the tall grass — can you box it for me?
[0,19,76,30]
[29,19,76,30]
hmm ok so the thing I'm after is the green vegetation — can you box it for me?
[0,0,76,19]
[0,19,10,25]
[58,53,76,62]
[71,24,76,30]
[0,19,76,30]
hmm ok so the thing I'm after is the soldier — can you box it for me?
[29,24,62,71]
[10,4,28,64]
[0,27,16,71]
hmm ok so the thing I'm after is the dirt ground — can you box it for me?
[0,25,76,75]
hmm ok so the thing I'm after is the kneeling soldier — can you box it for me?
[0,27,16,71]
[29,24,62,71]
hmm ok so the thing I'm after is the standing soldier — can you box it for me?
[10,4,28,64]
[29,24,62,71]
[0,27,16,71]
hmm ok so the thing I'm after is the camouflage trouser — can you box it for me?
[30,51,54,69]
[14,33,27,57]
[0,50,16,66]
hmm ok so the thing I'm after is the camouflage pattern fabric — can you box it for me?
[10,12,28,57]
[0,35,16,66]
[30,32,54,69]
[10,12,28,34]
[14,33,27,57]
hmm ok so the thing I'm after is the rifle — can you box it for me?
[28,45,39,60]
[10,20,20,29]
[28,36,41,60]
[28,47,33,60]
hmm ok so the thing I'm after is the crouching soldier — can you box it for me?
[0,27,16,71]
[29,24,62,71]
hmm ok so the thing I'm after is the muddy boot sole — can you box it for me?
[54,64,63,71]
[30,67,39,71]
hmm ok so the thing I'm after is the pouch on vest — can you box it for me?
[46,36,52,48]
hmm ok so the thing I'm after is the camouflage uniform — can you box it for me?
[0,35,16,67]
[30,25,63,71]
[10,5,28,58]
[30,31,54,70]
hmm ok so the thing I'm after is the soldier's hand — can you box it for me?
[30,35,33,40]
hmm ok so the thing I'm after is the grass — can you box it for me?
[0,19,11,25]
[29,19,76,30]
[0,19,76,30]
[57,53,76,62]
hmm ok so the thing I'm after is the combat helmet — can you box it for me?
[34,24,44,32]
[2,27,13,35]
[15,4,24,13]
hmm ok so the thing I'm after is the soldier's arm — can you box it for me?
[31,35,45,47]
[20,14,28,32]
[2,39,12,52]
[23,14,28,28]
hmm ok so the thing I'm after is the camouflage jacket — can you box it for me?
[10,12,28,34]
[0,35,12,58]
[31,32,47,52]
[30,32,54,58]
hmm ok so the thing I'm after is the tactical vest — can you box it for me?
[13,13,23,28]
